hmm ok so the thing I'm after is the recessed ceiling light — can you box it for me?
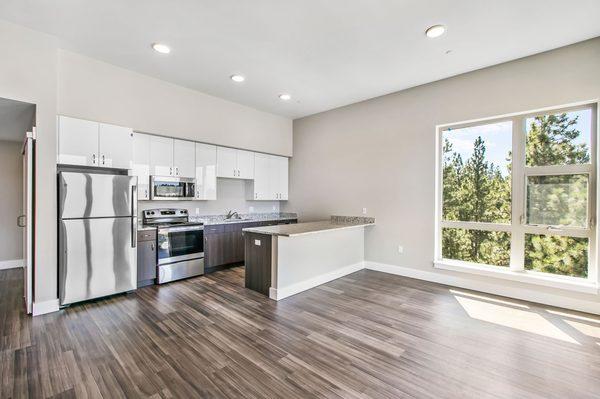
[279,93,291,101]
[230,75,245,83]
[425,25,446,38]
[152,43,171,54]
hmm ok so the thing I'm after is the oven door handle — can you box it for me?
[159,225,204,233]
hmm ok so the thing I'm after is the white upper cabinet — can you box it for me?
[173,139,196,178]
[237,150,255,179]
[57,116,133,170]
[98,123,133,169]
[57,116,99,166]
[149,136,174,176]
[132,133,151,200]
[251,153,272,200]
[248,153,289,201]
[274,155,289,200]
[216,147,255,179]
[216,147,237,178]
[195,143,217,200]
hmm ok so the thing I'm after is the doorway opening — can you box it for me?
[0,96,36,314]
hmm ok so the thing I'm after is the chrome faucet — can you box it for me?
[225,210,240,219]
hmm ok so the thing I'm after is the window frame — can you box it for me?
[434,101,598,292]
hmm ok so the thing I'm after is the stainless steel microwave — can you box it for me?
[150,176,196,200]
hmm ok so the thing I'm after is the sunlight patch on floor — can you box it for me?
[453,294,579,344]
[449,289,530,309]
[564,320,600,340]
[546,309,600,325]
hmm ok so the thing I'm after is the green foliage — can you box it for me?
[442,113,589,277]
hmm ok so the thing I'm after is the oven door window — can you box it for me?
[158,229,204,262]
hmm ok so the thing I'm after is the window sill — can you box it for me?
[434,259,598,295]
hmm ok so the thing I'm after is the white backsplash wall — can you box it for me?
[138,178,280,217]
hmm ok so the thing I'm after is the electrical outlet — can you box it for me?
[195,208,200,216]
[397,245,404,254]
[362,208,367,215]
[272,205,277,211]
[249,206,255,213]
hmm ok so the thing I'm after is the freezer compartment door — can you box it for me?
[59,217,137,305]
[59,172,137,219]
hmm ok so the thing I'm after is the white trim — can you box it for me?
[436,101,599,283]
[365,261,600,315]
[434,259,598,294]
[269,261,364,301]
[32,299,60,316]
[0,259,24,270]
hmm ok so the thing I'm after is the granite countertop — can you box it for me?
[242,215,375,237]
[191,212,297,226]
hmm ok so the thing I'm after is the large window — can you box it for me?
[436,103,597,284]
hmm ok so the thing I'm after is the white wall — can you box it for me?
[0,19,293,308]
[287,38,600,312]
[0,140,23,263]
[0,20,58,303]
[58,50,292,156]
[138,178,280,217]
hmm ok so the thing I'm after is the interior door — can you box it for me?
[21,132,34,314]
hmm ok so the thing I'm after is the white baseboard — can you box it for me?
[365,261,600,316]
[270,261,364,301]
[32,299,60,316]
[0,259,23,270]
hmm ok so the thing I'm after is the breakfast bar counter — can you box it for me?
[242,216,375,300]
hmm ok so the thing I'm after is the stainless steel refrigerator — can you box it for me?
[58,172,138,306]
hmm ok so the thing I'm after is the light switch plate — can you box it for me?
[398,245,404,254]
[362,208,367,214]
[254,239,261,246]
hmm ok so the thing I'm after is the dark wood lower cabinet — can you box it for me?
[204,219,296,272]
[136,229,157,287]
[244,232,272,295]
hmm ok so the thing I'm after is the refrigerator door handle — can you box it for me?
[131,184,138,248]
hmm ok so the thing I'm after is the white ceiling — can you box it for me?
[0,97,35,142]
[1,1,599,119]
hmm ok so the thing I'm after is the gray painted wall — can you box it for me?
[0,140,23,262]
[287,38,600,306]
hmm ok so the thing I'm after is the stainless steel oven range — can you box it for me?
[142,208,204,283]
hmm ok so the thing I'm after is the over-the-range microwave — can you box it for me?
[150,176,196,200]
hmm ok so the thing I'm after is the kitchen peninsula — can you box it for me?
[243,216,375,299]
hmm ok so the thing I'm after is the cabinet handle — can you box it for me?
[102,155,105,165]
[145,189,148,198]
[170,167,172,176]
[92,154,96,165]
[151,243,155,251]
[255,193,257,199]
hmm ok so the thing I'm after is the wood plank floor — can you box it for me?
[2,266,600,398]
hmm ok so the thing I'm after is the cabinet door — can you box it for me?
[149,136,174,176]
[98,123,133,169]
[252,153,272,200]
[57,116,99,166]
[216,147,237,178]
[237,150,255,179]
[137,240,157,283]
[195,143,217,200]
[275,156,289,200]
[132,133,151,200]
[173,139,195,178]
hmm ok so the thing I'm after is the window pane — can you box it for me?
[526,174,588,227]
[526,109,592,166]
[442,121,512,223]
[525,234,588,278]
[442,228,510,267]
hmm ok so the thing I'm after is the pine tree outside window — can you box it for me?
[435,102,597,286]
